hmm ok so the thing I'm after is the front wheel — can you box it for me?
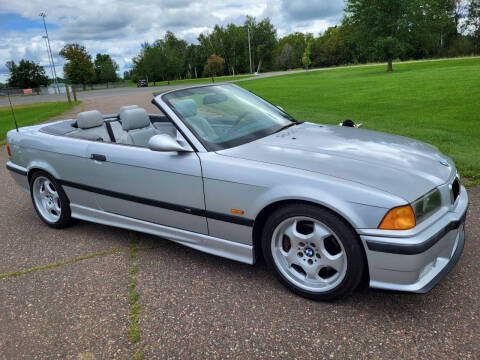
[261,204,365,301]
[30,171,72,228]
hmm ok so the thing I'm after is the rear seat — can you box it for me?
[69,110,110,142]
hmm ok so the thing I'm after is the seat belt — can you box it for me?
[105,121,116,143]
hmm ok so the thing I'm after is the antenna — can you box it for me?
[6,90,19,132]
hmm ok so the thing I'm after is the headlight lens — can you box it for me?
[411,189,442,223]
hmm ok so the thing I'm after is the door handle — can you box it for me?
[91,154,106,162]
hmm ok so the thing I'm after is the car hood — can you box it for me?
[217,122,455,202]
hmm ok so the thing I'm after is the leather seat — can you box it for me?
[70,110,110,141]
[175,99,218,141]
[109,105,140,141]
[119,108,158,146]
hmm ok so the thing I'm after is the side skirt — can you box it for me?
[70,203,254,265]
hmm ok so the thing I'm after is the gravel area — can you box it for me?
[0,95,478,359]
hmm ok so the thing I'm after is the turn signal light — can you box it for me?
[6,142,11,157]
[378,205,416,230]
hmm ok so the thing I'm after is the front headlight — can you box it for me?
[411,188,442,223]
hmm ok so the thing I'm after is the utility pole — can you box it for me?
[39,12,60,94]
[247,27,253,74]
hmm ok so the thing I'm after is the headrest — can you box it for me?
[76,110,103,129]
[175,99,197,118]
[119,105,139,120]
[122,108,151,131]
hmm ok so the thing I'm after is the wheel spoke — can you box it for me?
[305,263,322,280]
[284,250,300,267]
[54,201,61,213]
[312,223,332,242]
[319,240,344,272]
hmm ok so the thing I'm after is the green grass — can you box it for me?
[0,101,80,141]
[239,58,480,185]
[131,74,253,88]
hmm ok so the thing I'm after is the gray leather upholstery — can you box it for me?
[121,108,151,131]
[174,99,218,141]
[71,110,110,141]
[119,105,139,120]
[119,108,158,146]
[77,110,103,129]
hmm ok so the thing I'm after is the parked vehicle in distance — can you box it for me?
[137,80,148,87]
[5,84,467,300]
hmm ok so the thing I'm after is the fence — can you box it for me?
[0,81,130,97]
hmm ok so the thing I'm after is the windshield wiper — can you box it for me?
[273,121,301,134]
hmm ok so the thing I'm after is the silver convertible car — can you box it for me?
[6,84,467,300]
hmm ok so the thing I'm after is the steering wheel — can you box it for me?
[225,111,251,136]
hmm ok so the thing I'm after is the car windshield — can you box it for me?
[162,84,295,150]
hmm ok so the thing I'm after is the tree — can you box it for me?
[245,16,278,73]
[345,0,413,71]
[6,59,49,88]
[59,43,95,88]
[302,43,312,70]
[204,54,225,82]
[93,53,119,83]
[278,43,294,69]
[466,0,480,53]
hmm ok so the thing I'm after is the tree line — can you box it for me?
[5,46,120,89]
[130,0,480,81]
[4,0,480,89]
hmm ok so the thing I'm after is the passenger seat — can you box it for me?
[119,108,158,146]
[109,105,140,141]
[70,110,110,142]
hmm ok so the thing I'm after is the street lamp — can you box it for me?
[39,11,60,94]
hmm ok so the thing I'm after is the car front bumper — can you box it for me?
[360,185,468,293]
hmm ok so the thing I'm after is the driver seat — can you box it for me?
[175,99,218,141]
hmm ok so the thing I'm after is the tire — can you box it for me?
[30,171,72,228]
[261,203,365,301]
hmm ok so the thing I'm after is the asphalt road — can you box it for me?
[0,97,479,358]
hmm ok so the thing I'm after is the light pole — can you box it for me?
[42,36,55,91]
[39,11,60,94]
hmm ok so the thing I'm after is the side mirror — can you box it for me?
[148,134,192,152]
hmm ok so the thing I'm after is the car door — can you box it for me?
[79,139,208,235]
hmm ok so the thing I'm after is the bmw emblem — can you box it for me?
[440,160,449,167]
[305,248,314,257]
[49,196,54,201]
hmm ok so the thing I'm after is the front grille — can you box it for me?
[451,177,460,204]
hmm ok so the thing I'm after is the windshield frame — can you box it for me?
[161,83,297,152]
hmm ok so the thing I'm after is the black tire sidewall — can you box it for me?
[261,203,365,301]
[30,171,72,228]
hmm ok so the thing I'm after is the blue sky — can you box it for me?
[0,0,345,82]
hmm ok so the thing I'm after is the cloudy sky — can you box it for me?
[0,0,345,82]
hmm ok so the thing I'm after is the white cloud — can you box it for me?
[0,0,344,82]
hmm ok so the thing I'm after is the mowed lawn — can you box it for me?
[0,102,79,142]
[239,58,480,185]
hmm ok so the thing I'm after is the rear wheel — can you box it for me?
[262,203,364,301]
[30,171,72,228]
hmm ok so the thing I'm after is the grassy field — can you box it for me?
[131,74,253,88]
[239,58,480,185]
[0,102,79,142]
